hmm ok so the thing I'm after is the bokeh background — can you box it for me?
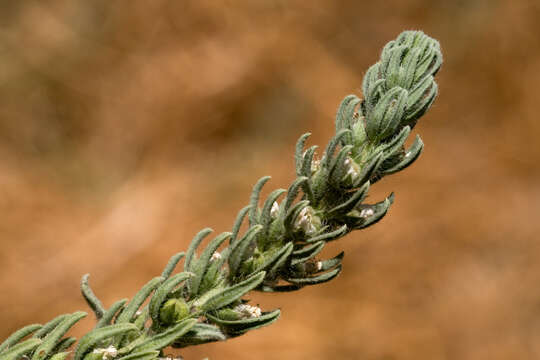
[1,1,540,359]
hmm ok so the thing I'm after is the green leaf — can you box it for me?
[49,352,70,360]
[288,265,342,285]
[294,133,311,175]
[0,339,41,360]
[253,243,293,274]
[317,252,345,272]
[51,337,76,353]
[366,87,408,141]
[74,324,139,360]
[149,272,193,326]
[284,177,308,212]
[200,272,266,311]
[184,228,213,272]
[291,241,324,266]
[32,312,87,360]
[322,129,351,169]
[260,189,286,229]
[335,95,360,145]
[0,324,42,352]
[33,315,68,339]
[161,252,185,279]
[96,299,127,329]
[132,319,197,352]
[81,274,105,319]
[249,176,271,225]
[228,225,263,277]
[190,232,231,295]
[300,146,318,178]
[207,309,281,336]
[305,225,348,243]
[384,135,423,174]
[116,277,163,324]
[327,182,370,217]
[171,324,226,348]
[116,350,159,360]
[231,205,251,244]
[329,144,354,186]
[351,194,394,230]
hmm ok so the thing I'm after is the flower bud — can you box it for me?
[159,298,190,325]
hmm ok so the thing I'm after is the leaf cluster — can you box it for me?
[0,30,442,360]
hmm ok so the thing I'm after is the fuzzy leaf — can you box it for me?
[0,339,42,360]
[32,312,87,360]
[200,272,266,311]
[116,350,159,360]
[74,324,139,360]
[190,232,231,295]
[208,309,281,336]
[171,324,226,348]
[81,274,105,319]
[306,225,348,243]
[294,133,311,175]
[288,265,342,285]
[384,135,423,174]
[149,272,193,326]
[96,299,127,329]
[0,324,42,352]
[228,225,263,277]
[317,252,345,273]
[161,252,185,279]
[116,277,163,324]
[230,205,251,244]
[132,319,197,352]
[249,176,271,225]
[33,315,68,339]
[291,241,325,265]
[184,228,213,272]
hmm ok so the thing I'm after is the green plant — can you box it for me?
[0,30,442,360]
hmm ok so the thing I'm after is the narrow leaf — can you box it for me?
[288,265,342,285]
[116,277,163,324]
[161,252,185,279]
[249,176,271,225]
[201,272,266,311]
[81,274,105,319]
[149,272,193,326]
[0,339,41,360]
[133,319,197,352]
[96,299,127,329]
[32,312,87,360]
[74,324,139,360]
[0,324,42,352]
[184,228,213,272]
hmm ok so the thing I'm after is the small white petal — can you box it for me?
[234,304,262,318]
[210,252,222,261]
[270,201,280,218]
[359,208,374,217]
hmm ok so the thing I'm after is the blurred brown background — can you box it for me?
[1,1,540,359]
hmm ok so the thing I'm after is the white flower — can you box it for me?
[294,207,317,235]
[270,201,280,218]
[359,208,374,218]
[210,251,222,261]
[344,157,360,180]
[93,346,118,360]
[234,304,262,318]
